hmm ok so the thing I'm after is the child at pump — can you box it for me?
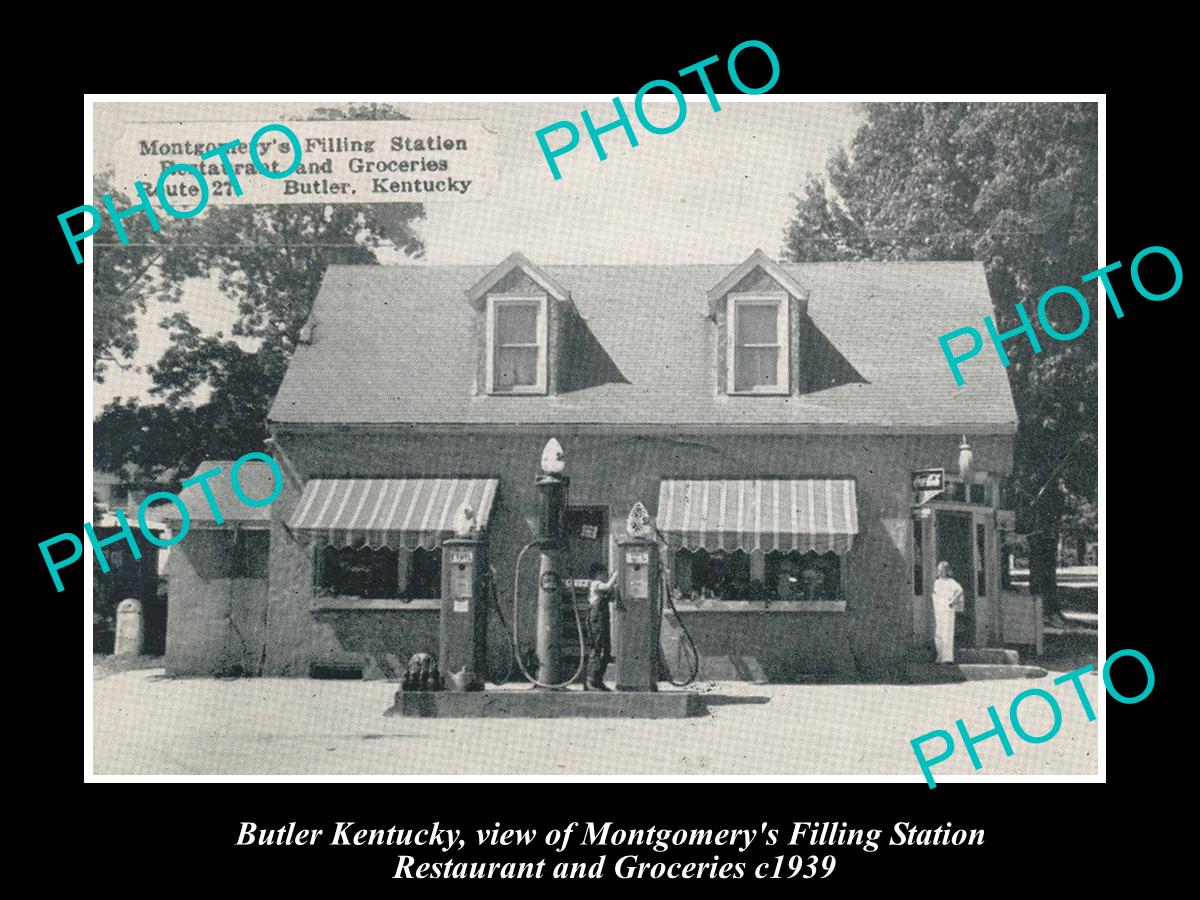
[584,562,618,690]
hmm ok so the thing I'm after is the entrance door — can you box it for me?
[566,506,609,580]
[562,507,609,676]
[935,511,974,647]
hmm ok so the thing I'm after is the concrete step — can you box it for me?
[956,648,1021,665]
[388,688,703,719]
[906,662,1047,683]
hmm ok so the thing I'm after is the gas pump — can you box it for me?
[435,444,691,696]
[439,535,489,691]
[391,468,703,717]
[509,438,588,689]
[614,537,660,691]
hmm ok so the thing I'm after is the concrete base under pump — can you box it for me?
[387,689,704,719]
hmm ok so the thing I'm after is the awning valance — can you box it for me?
[288,478,498,550]
[656,479,859,554]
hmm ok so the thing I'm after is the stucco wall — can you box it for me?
[165,530,268,676]
[262,429,1013,679]
[659,608,859,681]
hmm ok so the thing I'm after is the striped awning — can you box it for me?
[288,478,498,550]
[656,479,859,554]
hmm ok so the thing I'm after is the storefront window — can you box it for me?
[769,550,842,602]
[315,546,442,599]
[673,549,751,600]
[672,548,842,602]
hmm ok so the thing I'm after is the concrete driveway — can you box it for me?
[91,668,1101,778]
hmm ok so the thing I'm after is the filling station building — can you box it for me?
[164,251,1023,681]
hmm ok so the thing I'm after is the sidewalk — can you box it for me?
[92,668,1101,777]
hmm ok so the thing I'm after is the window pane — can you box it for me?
[676,549,845,603]
[912,518,924,596]
[734,346,779,391]
[767,550,841,602]
[976,524,987,596]
[737,303,778,345]
[1000,528,1012,590]
[496,346,539,389]
[406,548,442,599]
[495,303,538,345]
[317,546,401,599]
[674,549,751,600]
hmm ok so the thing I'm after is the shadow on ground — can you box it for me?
[93,654,164,680]
[1037,631,1099,674]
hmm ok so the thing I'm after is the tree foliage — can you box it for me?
[92,179,198,382]
[782,102,1098,610]
[93,104,425,482]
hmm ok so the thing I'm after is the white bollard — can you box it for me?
[114,598,144,657]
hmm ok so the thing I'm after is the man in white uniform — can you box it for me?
[931,561,965,664]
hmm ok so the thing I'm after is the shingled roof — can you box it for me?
[269,261,1017,432]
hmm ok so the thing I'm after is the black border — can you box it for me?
[37,35,1181,887]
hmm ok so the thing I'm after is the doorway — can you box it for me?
[561,506,610,675]
[935,511,975,646]
[565,506,610,581]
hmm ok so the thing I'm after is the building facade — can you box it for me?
[165,251,1020,681]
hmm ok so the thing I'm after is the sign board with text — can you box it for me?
[912,468,945,505]
[113,120,497,208]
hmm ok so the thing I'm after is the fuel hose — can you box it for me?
[510,541,588,689]
[484,565,516,685]
[655,531,700,686]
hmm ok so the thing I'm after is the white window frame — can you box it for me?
[485,294,548,395]
[727,292,789,395]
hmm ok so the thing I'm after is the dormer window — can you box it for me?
[728,292,789,394]
[708,250,808,398]
[468,253,571,397]
[486,294,548,394]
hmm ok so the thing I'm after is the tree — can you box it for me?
[92,177,198,382]
[782,102,1098,617]
[93,103,425,480]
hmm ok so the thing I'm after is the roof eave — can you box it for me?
[268,420,1019,437]
[464,252,571,305]
[706,249,811,312]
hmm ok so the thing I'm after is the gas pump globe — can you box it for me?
[536,438,569,549]
[958,436,974,484]
[540,437,566,474]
